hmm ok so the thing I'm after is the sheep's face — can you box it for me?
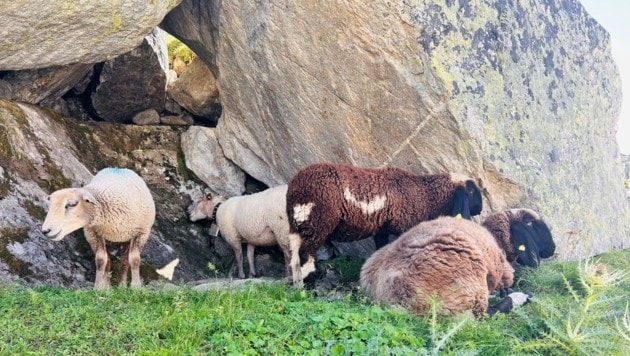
[42,188,96,241]
[508,208,555,267]
[465,180,483,216]
[188,193,223,222]
[450,177,483,218]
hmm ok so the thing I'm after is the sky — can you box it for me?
[579,0,630,154]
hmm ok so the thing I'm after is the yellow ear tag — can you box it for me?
[455,214,462,219]
[518,245,526,251]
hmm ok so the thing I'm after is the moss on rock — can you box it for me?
[0,227,31,276]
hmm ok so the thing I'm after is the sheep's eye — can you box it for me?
[206,194,212,200]
[65,201,78,210]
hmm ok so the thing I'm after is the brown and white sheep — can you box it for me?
[41,167,155,290]
[285,163,483,284]
[189,185,292,279]
[360,209,554,316]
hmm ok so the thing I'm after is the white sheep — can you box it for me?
[360,209,552,316]
[189,184,292,279]
[42,167,155,290]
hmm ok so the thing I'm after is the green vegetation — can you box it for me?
[0,249,628,355]
[0,227,31,276]
[167,35,196,68]
[328,255,364,283]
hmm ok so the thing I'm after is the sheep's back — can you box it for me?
[218,185,289,246]
[86,168,155,240]
[360,217,510,315]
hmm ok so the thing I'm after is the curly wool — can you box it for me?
[84,168,155,242]
[285,163,482,283]
[360,216,512,316]
[42,167,155,289]
[189,185,291,278]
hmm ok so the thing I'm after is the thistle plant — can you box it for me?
[515,258,628,355]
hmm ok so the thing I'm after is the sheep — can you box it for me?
[189,184,292,279]
[285,163,483,284]
[41,167,155,290]
[359,208,553,316]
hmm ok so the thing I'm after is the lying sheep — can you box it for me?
[42,167,155,290]
[482,208,555,268]
[360,209,553,316]
[285,163,483,284]
[189,185,292,279]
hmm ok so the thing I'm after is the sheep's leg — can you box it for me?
[230,242,246,279]
[104,250,112,287]
[129,232,148,289]
[247,244,256,278]
[373,231,390,250]
[85,228,110,290]
[488,292,531,315]
[119,244,130,287]
[288,233,303,286]
[282,247,292,277]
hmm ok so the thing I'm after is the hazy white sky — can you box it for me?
[580,0,630,154]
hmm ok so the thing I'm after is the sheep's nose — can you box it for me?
[42,227,50,235]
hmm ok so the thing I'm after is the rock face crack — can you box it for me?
[381,101,447,168]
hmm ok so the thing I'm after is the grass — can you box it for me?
[0,249,628,355]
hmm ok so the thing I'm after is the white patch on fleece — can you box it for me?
[343,187,386,215]
[300,256,316,278]
[293,203,315,224]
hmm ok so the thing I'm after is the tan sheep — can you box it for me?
[42,167,155,290]
[189,185,292,279]
[360,209,553,316]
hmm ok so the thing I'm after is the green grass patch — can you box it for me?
[0,249,628,354]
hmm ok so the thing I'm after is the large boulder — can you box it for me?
[181,126,246,197]
[0,64,94,105]
[163,0,629,260]
[0,0,181,71]
[167,57,221,121]
[91,32,167,123]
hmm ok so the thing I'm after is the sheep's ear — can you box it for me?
[509,222,541,268]
[451,186,472,219]
[531,220,555,259]
[81,190,97,204]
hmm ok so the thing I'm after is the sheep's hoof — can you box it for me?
[130,282,142,290]
[93,283,110,291]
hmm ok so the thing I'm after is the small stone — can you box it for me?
[132,109,160,125]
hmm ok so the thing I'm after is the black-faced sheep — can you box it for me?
[41,167,155,290]
[482,208,555,268]
[189,185,292,279]
[359,209,553,316]
[285,163,483,284]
